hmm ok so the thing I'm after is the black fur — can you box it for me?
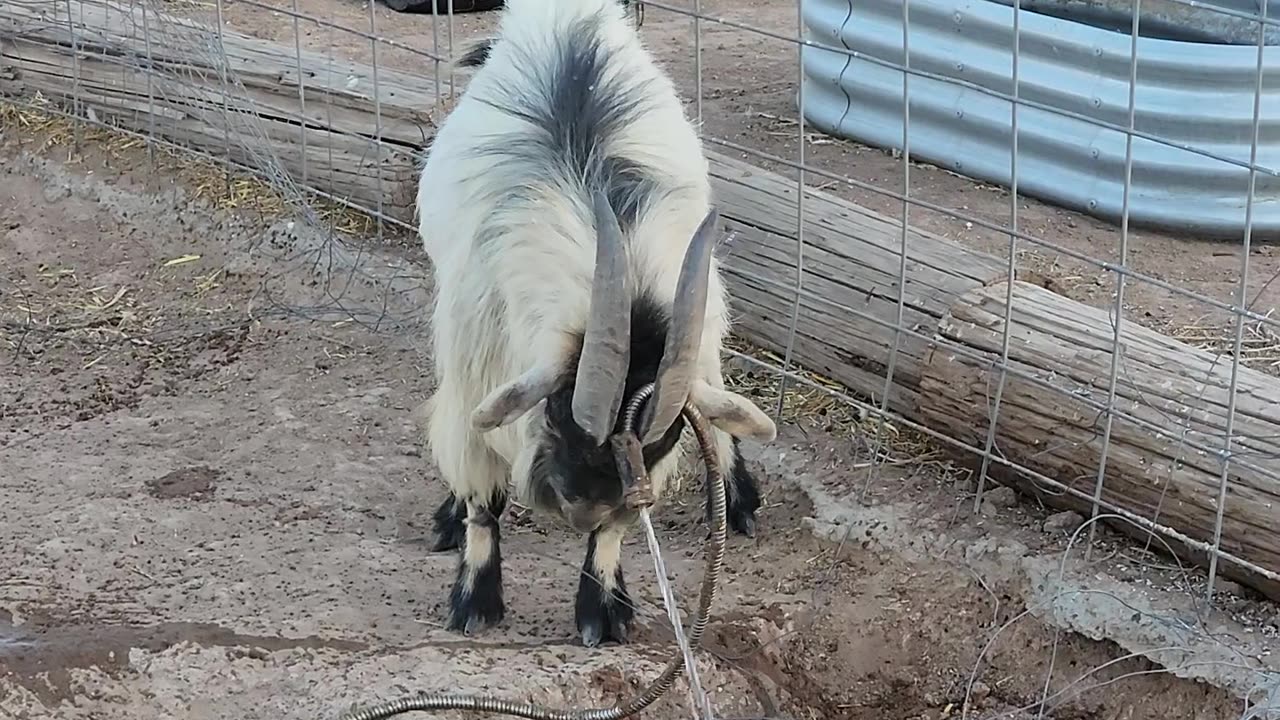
[575,530,634,647]
[429,492,466,551]
[440,489,504,630]
[705,438,763,538]
[465,10,670,232]
[431,490,507,551]
[456,38,494,68]
[536,294,686,514]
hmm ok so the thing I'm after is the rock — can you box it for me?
[1042,510,1085,534]
[970,680,991,703]
[984,486,1018,508]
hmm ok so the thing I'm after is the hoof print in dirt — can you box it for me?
[146,465,219,501]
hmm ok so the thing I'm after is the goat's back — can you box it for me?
[416,0,729,460]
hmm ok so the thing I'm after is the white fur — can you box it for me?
[417,0,774,515]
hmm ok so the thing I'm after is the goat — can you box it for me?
[416,0,777,647]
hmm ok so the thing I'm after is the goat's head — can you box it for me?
[468,192,776,532]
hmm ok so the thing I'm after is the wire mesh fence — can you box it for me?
[1,0,1279,717]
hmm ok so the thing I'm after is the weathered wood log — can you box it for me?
[3,0,1279,598]
[920,280,1280,595]
[0,0,437,222]
[707,152,1007,414]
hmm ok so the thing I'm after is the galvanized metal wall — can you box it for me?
[801,0,1280,240]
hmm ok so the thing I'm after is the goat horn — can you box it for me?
[639,207,719,445]
[571,191,633,445]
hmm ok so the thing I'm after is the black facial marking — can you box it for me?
[445,494,508,635]
[575,530,634,647]
[533,294,686,512]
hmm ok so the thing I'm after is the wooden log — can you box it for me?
[919,280,1280,595]
[4,0,1279,597]
[707,152,1007,414]
[0,0,437,222]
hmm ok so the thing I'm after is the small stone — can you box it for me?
[1042,510,1085,533]
[970,680,991,703]
[984,486,1018,508]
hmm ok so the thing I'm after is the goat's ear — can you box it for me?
[471,366,561,432]
[691,380,777,442]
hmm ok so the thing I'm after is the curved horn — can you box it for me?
[639,206,720,444]
[571,191,633,445]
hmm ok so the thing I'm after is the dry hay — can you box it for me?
[1168,311,1280,377]
[0,94,376,236]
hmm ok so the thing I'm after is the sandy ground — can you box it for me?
[2,119,1275,719]
[3,0,1280,718]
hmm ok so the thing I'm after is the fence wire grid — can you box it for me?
[1,0,1279,718]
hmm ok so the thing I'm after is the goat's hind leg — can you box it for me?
[704,432,762,538]
[575,521,634,647]
[430,492,466,552]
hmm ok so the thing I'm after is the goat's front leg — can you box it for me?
[446,493,507,634]
[575,521,634,647]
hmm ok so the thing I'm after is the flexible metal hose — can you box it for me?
[340,392,727,720]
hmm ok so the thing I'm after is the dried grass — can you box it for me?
[1167,310,1280,376]
[0,95,375,236]
[721,336,937,460]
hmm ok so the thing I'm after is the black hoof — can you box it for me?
[729,507,758,538]
[707,440,763,538]
[576,587,634,647]
[705,492,761,538]
[446,563,505,635]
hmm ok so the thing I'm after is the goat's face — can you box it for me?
[525,377,686,533]
[470,192,778,531]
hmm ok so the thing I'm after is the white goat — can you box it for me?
[416,0,777,647]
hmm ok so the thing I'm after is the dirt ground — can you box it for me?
[3,1,1280,719]
[2,120,1274,720]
